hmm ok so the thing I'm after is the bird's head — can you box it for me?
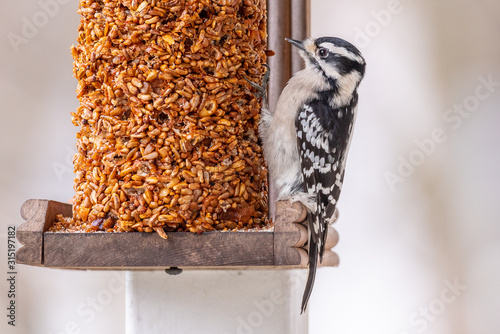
[286,37,366,104]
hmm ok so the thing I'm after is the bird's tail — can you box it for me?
[300,213,319,314]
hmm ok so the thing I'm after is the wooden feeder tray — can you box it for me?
[16,199,339,270]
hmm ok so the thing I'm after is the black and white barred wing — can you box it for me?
[296,102,348,259]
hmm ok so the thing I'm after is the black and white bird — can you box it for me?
[258,37,366,313]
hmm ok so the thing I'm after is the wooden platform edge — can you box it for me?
[15,199,338,269]
[16,199,72,266]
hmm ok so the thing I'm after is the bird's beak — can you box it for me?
[285,38,305,51]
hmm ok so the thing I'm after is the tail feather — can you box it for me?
[301,214,319,314]
[318,220,327,264]
[318,216,329,264]
[319,202,336,263]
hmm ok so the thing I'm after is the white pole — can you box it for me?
[126,270,308,334]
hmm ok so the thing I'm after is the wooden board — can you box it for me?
[44,231,274,268]
[16,199,339,270]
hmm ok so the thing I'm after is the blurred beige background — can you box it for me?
[1,0,499,333]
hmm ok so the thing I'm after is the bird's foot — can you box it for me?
[245,64,270,99]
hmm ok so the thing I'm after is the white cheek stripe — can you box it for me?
[320,43,364,64]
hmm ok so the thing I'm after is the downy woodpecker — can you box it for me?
[258,37,366,313]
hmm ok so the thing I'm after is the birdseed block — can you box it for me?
[50,0,269,237]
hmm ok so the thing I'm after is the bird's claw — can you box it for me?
[245,64,270,99]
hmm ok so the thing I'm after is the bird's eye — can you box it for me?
[318,48,329,58]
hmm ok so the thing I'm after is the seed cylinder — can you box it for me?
[69,0,269,234]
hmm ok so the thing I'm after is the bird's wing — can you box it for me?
[296,100,350,313]
[296,101,343,255]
